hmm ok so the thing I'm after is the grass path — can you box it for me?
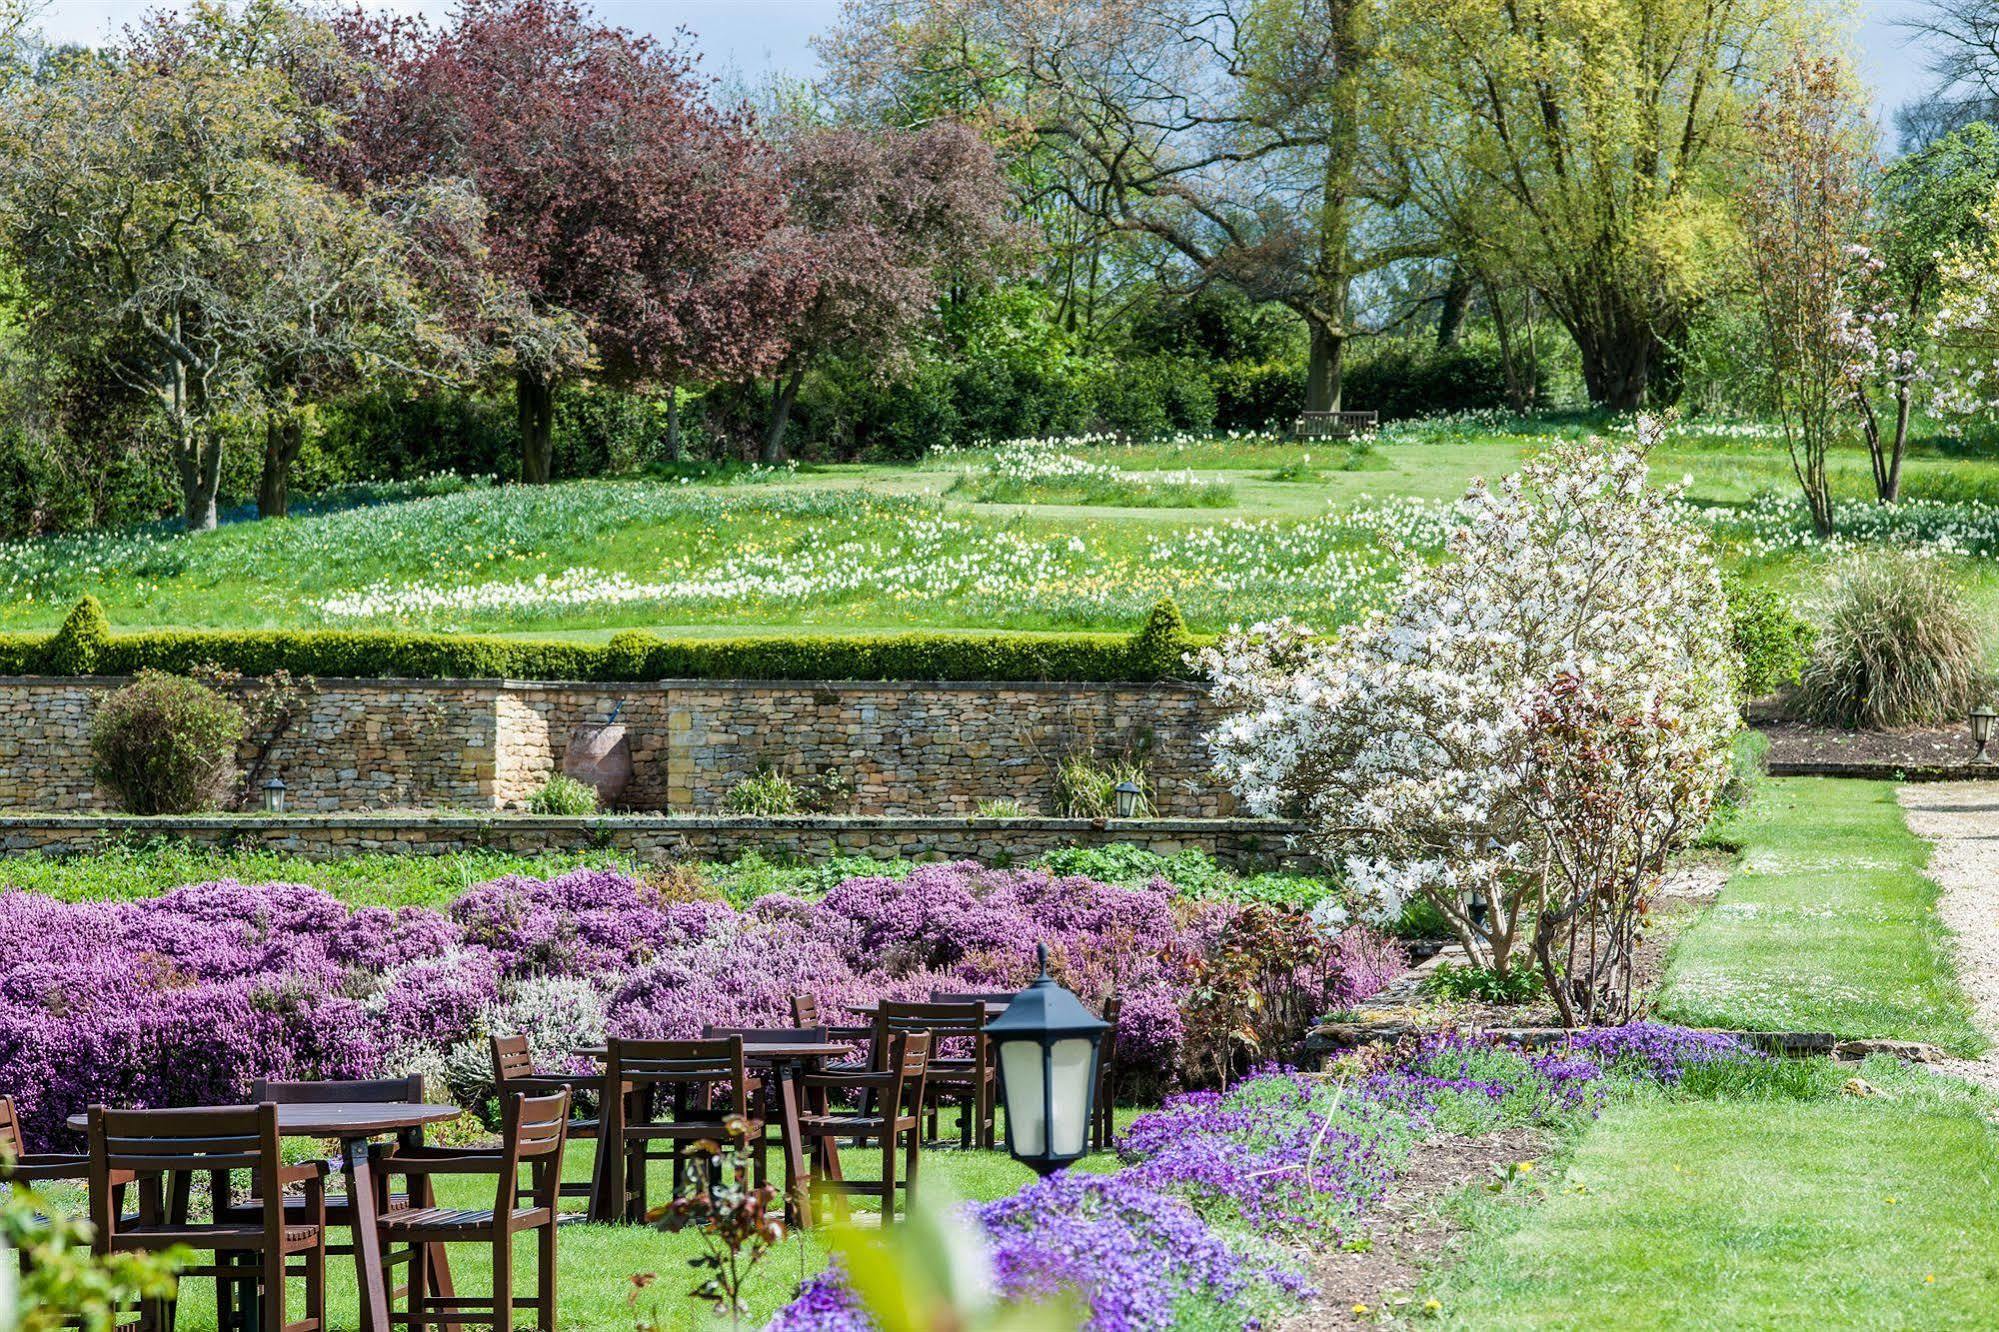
[1432,1070,1999,1329]
[1655,777,1983,1055]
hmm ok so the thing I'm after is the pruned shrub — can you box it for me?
[89,670,246,814]
[1724,577,1814,699]
[41,594,110,675]
[1795,552,1987,729]
[525,773,598,816]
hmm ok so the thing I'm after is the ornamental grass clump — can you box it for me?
[1795,550,1986,729]
[1201,421,1740,1027]
[88,669,246,813]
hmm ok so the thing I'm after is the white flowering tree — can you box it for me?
[1200,423,1740,1025]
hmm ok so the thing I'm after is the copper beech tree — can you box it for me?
[328,0,810,481]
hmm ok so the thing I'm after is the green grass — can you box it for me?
[11,417,1999,638]
[1432,1063,1999,1329]
[1657,778,1983,1055]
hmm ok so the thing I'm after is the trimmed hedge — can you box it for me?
[0,599,1207,684]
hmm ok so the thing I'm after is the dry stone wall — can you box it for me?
[0,676,1230,816]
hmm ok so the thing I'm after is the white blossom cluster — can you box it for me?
[1199,421,1740,981]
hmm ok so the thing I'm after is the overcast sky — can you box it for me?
[32,0,1944,126]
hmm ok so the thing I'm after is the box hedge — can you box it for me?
[0,598,1207,684]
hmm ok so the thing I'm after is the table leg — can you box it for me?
[399,1128,456,1304]
[339,1136,391,1332]
[774,1064,812,1230]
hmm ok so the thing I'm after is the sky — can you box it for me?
[32,0,1947,125]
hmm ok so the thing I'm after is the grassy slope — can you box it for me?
[1656,778,1982,1054]
[9,421,1999,637]
[1433,1067,1999,1330]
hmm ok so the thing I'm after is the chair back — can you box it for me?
[789,995,821,1027]
[497,1089,571,1214]
[873,1001,984,1069]
[87,1104,285,1246]
[879,1032,933,1122]
[703,1026,830,1046]
[0,1095,23,1159]
[491,1033,535,1088]
[605,1036,750,1119]
[251,1075,425,1104]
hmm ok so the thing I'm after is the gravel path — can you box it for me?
[1895,781,1999,1091]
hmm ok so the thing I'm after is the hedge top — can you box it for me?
[0,597,1207,685]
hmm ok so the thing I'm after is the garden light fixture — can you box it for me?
[262,777,287,814]
[1974,706,1997,764]
[1113,780,1143,819]
[988,944,1109,1177]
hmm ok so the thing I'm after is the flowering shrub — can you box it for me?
[1201,428,1739,1025]
[0,863,1401,1146]
[770,1024,1762,1331]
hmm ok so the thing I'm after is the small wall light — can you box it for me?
[1974,706,1997,764]
[262,777,287,814]
[1113,780,1143,819]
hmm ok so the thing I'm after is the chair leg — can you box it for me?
[261,1249,285,1332]
[880,1127,898,1227]
[493,1230,516,1332]
[306,1237,326,1332]
[904,1118,921,1215]
[538,1217,558,1332]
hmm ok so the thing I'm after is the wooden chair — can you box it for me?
[1093,996,1124,1153]
[377,1089,569,1332]
[795,1033,931,1226]
[702,1026,829,1187]
[600,1037,752,1224]
[87,1103,327,1332]
[490,1035,613,1216]
[1,1095,138,1288]
[874,1001,994,1149]
[788,996,872,1065]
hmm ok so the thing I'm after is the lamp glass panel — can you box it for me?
[1000,1039,1047,1156]
[1048,1038,1095,1157]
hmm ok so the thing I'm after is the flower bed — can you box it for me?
[0,863,1404,1147]
[768,1025,1762,1332]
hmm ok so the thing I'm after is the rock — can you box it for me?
[1831,1038,1948,1063]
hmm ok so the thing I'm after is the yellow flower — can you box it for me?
[1353,1304,1371,1316]
[1424,1298,1443,1313]
[1925,1274,1936,1284]
[1516,1161,1534,1173]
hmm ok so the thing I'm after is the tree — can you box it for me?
[761,123,1013,462]
[1199,424,1738,1025]
[0,2,443,531]
[1392,0,1798,409]
[331,0,804,483]
[821,0,1421,411]
[1738,51,1872,535]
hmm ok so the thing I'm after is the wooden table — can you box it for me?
[573,1042,851,1227]
[844,1001,1010,1018]
[72,1101,460,1332]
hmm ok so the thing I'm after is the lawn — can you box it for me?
[8,415,1999,638]
[1656,778,1984,1055]
[1431,1063,1999,1330]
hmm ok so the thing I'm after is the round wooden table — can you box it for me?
[572,1042,853,1226]
[71,1102,460,1332]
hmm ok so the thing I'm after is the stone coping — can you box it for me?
[0,812,1300,835]
[0,675,1206,694]
[1766,761,1999,781]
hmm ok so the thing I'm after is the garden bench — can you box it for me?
[1293,410,1379,439]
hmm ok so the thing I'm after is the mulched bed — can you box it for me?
[1760,721,1989,776]
[1277,1127,1548,1330]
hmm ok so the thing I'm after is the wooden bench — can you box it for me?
[1293,410,1379,439]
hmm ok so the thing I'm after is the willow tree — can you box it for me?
[1391,0,1802,409]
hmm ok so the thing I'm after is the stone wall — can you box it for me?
[0,813,1298,868]
[0,676,1229,816]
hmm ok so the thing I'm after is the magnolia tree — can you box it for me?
[1200,423,1739,1025]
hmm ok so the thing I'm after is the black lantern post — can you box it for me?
[262,777,287,814]
[1113,780,1143,819]
[1973,705,1997,764]
[987,945,1109,1176]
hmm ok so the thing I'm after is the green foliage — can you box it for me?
[40,593,108,675]
[1420,962,1544,1004]
[88,670,247,814]
[1716,727,1771,812]
[12,598,1204,683]
[1032,841,1344,910]
[1053,754,1152,819]
[525,773,598,816]
[1878,121,1999,307]
[725,769,802,816]
[1723,577,1813,698]
[1795,552,1987,728]
[1342,337,1536,420]
[3,1186,182,1332]
[1211,360,1303,431]
[974,797,1028,817]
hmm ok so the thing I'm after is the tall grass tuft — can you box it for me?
[1795,551,1987,729]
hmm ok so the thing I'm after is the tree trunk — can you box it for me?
[1304,319,1344,412]
[1573,320,1656,411]
[258,413,306,519]
[1436,267,1472,348]
[178,426,223,532]
[762,367,805,465]
[663,386,684,464]
[516,367,556,484]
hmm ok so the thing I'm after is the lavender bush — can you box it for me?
[0,862,1403,1146]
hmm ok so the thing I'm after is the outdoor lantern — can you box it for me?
[262,777,287,814]
[1468,888,1491,935]
[1974,705,1997,764]
[1113,780,1143,819]
[988,944,1109,1176]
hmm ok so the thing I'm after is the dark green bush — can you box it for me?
[41,594,110,675]
[1211,360,1303,431]
[1724,578,1814,699]
[1343,338,1532,419]
[89,670,247,814]
[20,599,1206,683]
